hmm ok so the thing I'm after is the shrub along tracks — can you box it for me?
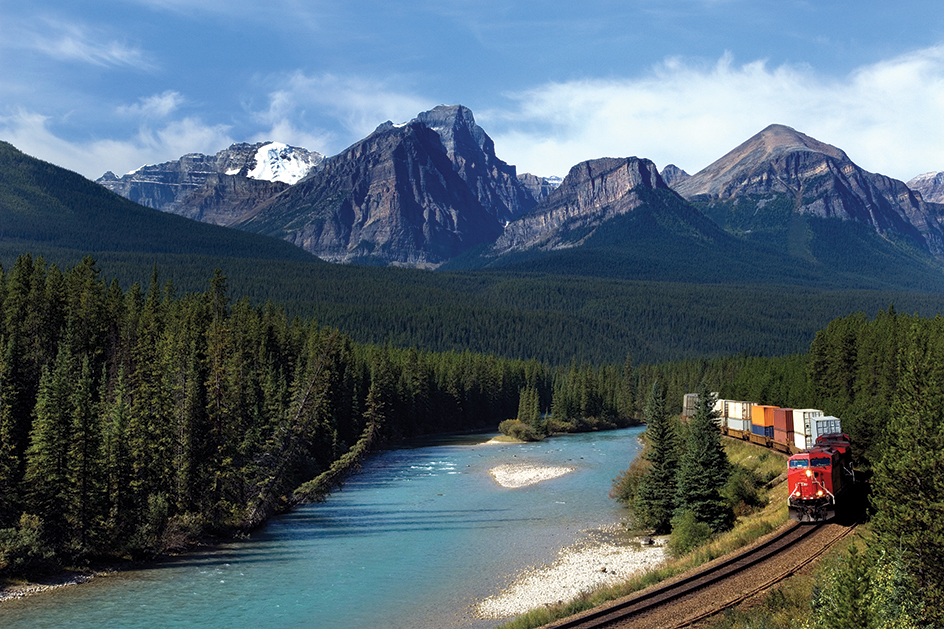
[540,521,856,629]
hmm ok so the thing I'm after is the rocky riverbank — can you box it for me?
[475,526,666,619]
[0,569,112,603]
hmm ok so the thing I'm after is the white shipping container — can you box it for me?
[726,401,752,421]
[794,430,808,451]
[804,415,842,449]
[714,398,728,417]
[727,417,751,433]
[794,408,824,421]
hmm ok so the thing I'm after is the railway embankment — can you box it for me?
[489,437,795,629]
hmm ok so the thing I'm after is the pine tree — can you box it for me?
[870,320,944,618]
[633,381,680,533]
[516,385,542,435]
[66,354,102,553]
[0,335,21,527]
[23,340,75,550]
[674,384,733,532]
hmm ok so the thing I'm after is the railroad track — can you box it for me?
[544,522,856,629]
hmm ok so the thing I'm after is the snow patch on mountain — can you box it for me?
[247,142,321,185]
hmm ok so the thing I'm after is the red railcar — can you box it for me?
[787,433,854,522]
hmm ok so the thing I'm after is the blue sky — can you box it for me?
[2,1,943,182]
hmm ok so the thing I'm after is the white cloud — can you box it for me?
[251,72,432,154]
[27,20,153,69]
[117,91,185,119]
[0,109,233,178]
[484,46,944,181]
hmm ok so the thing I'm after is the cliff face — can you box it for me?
[413,105,536,222]
[492,157,668,254]
[236,122,505,268]
[673,124,944,256]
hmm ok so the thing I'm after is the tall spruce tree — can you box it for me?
[871,320,944,618]
[633,381,680,533]
[674,384,733,532]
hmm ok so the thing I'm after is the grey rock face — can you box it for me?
[517,173,562,204]
[236,121,505,268]
[660,164,690,187]
[673,124,944,256]
[412,105,536,221]
[493,157,667,254]
[908,171,944,203]
[96,143,323,226]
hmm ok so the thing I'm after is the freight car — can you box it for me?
[682,394,853,522]
[787,433,854,522]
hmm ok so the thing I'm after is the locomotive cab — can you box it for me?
[788,448,842,522]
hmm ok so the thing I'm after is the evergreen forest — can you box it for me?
[0,252,942,625]
[613,306,944,626]
[0,255,640,575]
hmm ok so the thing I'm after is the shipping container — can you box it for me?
[773,427,790,446]
[772,408,794,432]
[727,417,751,434]
[794,430,808,451]
[683,393,698,417]
[805,416,842,448]
[727,401,751,421]
[751,423,775,438]
[751,405,776,427]
[794,408,824,422]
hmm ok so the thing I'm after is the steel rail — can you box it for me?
[545,523,823,629]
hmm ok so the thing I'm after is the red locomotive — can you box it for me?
[787,433,854,522]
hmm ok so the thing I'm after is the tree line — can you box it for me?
[619,306,944,626]
[0,255,567,575]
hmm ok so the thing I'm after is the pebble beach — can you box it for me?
[478,462,667,619]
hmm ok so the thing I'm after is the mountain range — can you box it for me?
[8,130,944,364]
[95,105,944,290]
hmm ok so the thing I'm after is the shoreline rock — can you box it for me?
[0,569,113,603]
[475,525,666,619]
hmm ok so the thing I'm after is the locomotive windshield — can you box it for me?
[810,457,831,467]
[789,459,809,468]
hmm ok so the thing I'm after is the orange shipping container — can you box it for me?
[751,405,777,428]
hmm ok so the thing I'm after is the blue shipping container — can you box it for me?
[751,424,774,438]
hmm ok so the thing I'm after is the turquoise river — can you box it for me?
[0,427,644,629]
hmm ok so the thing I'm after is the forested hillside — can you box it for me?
[0,256,636,575]
[636,307,944,625]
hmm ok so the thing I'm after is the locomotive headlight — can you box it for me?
[817,490,824,497]
[805,469,812,477]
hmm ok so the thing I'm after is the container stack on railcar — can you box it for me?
[694,395,843,455]
[684,393,854,522]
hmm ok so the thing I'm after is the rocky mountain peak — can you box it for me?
[907,171,944,203]
[673,124,849,199]
[491,156,669,254]
[660,164,690,186]
[672,124,944,258]
[95,142,324,225]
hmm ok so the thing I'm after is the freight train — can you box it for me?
[682,395,853,522]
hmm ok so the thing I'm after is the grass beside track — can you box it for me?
[494,438,791,629]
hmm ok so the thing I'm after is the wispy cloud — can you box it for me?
[0,109,232,178]
[24,19,153,69]
[117,91,185,119]
[484,46,944,181]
